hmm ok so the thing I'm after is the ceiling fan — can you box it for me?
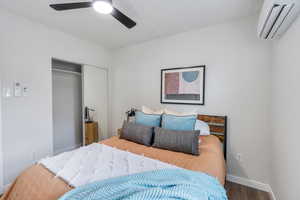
[49,0,136,29]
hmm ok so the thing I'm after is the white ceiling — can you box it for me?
[0,0,263,49]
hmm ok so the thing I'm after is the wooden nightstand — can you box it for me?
[85,122,99,145]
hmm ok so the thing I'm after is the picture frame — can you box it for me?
[161,66,205,105]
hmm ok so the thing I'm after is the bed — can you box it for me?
[1,115,227,200]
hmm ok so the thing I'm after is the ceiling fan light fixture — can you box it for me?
[93,0,113,14]
[49,0,136,29]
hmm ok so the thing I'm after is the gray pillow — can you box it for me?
[153,127,200,155]
[120,122,154,146]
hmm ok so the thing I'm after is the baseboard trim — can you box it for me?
[226,174,276,200]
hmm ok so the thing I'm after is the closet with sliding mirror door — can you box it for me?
[52,59,108,155]
[82,65,108,144]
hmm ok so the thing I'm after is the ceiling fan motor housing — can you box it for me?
[94,0,112,4]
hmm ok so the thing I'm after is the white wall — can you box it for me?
[271,16,300,200]
[0,9,111,185]
[112,16,272,184]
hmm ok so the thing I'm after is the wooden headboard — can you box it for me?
[198,115,227,159]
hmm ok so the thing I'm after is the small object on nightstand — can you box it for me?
[85,107,96,123]
[126,108,137,122]
[85,122,99,145]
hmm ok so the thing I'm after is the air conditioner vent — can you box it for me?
[258,0,299,40]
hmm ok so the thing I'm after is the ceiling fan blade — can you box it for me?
[50,2,92,11]
[111,8,136,29]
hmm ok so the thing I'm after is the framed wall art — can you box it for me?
[161,66,205,105]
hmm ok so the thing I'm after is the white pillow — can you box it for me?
[164,108,197,116]
[142,106,164,115]
[195,120,210,136]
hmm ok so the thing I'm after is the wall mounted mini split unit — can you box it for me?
[258,0,300,39]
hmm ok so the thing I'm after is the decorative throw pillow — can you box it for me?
[164,108,198,116]
[194,120,210,135]
[161,114,197,131]
[135,111,161,127]
[142,106,164,115]
[120,121,154,146]
[153,127,200,155]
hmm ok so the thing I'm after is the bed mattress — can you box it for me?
[1,135,226,200]
[39,143,179,187]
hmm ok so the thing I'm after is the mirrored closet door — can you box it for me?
[83,65,108,144]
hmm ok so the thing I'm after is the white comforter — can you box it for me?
[39,143,178,187]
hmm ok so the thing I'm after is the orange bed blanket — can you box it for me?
[1,135,225,200]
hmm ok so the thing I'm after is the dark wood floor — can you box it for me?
[225,181,271,200]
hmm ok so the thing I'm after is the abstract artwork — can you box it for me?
[161,66,205,105]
